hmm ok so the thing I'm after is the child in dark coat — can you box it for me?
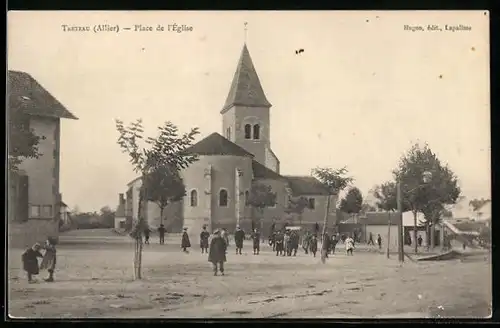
[181,228,191,253]
[22,243,43,283]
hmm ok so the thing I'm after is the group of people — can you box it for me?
[21,237,58,283]
[269,229,301,256]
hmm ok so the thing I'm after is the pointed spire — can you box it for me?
[221,44,272,114]
[244,22,248,43]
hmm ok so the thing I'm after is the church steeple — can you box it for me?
[220,43,272,114]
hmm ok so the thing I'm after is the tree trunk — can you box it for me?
[160,207,164,226]
[322,194,331,243]
[134,183,145,280]
[425,222,431,251]
[430,221,436,249]
[413,210,418,254]
[387,212,391,258]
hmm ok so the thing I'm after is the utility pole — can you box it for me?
[397,181,404,262]
[386,211,391,259]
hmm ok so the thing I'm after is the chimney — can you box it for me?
[119,193,125,205]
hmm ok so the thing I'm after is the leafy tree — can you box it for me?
[312,167,353,239]
[285,196,309,225]
[99,206,115,228]
[144,164,186,227]
[8,107,46,172]
[115,119,199,280]
[373,182,411,212]
[393,143,461,252]
[339,187,364,219]
[248,183,277,231]
[469,198,490,212]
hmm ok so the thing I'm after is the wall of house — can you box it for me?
[18,116,59,220]
[365,225,400,250]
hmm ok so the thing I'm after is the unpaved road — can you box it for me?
[8,230,491,318]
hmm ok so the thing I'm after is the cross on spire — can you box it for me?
[244,22,248,43]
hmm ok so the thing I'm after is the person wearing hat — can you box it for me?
[251,228,261,255]
[22,243,44,283]
[158,224,166,245]
[234,225,245,255]
[208,229,227,276]
[200,226,210,254]
[181,228,191,253]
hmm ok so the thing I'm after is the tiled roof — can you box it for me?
[221,44,272,114]
[252,160,285,180]
[184,132,254,157]
[8,70,78,120]
[365,212,399,225]
[283,176,330,196]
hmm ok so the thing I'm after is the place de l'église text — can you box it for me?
[61,24,194,34]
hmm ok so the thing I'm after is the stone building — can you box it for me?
[8,70,78,248]
[122,44,337,239]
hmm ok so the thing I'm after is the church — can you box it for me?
[118,43,338,239]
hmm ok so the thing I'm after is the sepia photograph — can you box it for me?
[7,10,491,319]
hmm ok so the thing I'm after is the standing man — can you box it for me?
[321,232,331,263]
[200,226,210,254]
[158,224,166,245]
[417,234,423,248]
[377,234,382,250]
[284,229,292,256]
[208,229,227,276]
[290,230,300,256]
[252,229,261,255]
[181,227,191,253]
[309,234,318,257]
[302,231,310,254]
[330,233,338,255]
[275,230,285,256]
[234,225,245,255]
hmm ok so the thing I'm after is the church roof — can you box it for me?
[284,176,330,196]
[252,160,286,180]
[185,132,254,157]
[8,70,78,120]
[221,44,272,114]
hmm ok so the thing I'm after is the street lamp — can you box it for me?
[397,170,433,262]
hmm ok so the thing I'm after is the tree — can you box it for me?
[339,187,364,220]
[248,183,277,232]
[99,206,115,228]
[144,164,186,227]
[469,198,490,212]
[312,167,353,239]
[8,107,46,172]
[393,143,461,253]
[115,119,199,280]
[285,196,309,225]
[373,182,411,212]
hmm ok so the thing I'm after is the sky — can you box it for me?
[8,11,490,212]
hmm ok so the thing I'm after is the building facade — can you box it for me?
[121,44,337,240]
[8,70,78,248]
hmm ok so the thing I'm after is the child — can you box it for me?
[22,243,43,283]
[309,235,318,257]
[40,237,57,282]
[345,235,355,256]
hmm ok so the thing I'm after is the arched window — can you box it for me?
[253,124,260,140]
[244,124,252,139]
[219,189,228,207]
[190,190,198,207]
[245,190,250,206]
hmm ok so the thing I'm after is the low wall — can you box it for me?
[8,220,59,249]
